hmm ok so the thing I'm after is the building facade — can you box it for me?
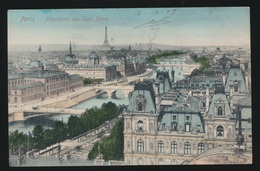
[123,70,247,165]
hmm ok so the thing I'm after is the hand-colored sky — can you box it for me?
[8,7,250,46]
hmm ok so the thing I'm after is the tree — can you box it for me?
[32,125,45,149]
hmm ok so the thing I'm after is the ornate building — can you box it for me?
[123,70,250,165]
[63,42,79,65]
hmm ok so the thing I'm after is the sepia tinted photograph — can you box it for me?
[7,7,252,166]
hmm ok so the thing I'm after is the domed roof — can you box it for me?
[64,41,78,64]
[89,51,99,59]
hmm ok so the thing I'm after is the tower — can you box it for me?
[103,26,110,49]
[38,45,42,53]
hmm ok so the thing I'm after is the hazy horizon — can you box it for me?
[8,7,250,48]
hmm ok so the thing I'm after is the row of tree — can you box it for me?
[88,118,124,161]
[148,50,185,64]
[83,78,104,86]
[9,102,122,155]
[190,54,211,76]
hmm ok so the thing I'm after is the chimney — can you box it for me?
[206,86,210,113]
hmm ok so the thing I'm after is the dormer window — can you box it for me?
[185,122,191,132]
[162,123,166,130]
[136,94,146,112]
[217,106,223,116]
[138,102,143,111]
[172,121,178,131]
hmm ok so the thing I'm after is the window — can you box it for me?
[138,102,143,111]
[198,143,205,154]
[171,141,177,154]
[158,140,164,153]
[217,106,223,116]
[14,97,18,103]
[216,125,224,137]
[172,121,178,131]
[202,102,206,107]
[234,85,238,92]
[184,142,191,154]
[137,139,144,152]
[138,157,143,165]
[158,158,164,165]
[186,116,190,120]
[173,115,176,120]
[185,122,191,132]
[162,123,166,130]
[137,120,144,131]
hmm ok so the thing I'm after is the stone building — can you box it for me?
[123,70,249,165]
[64,51,117,81]
[63,42,79,65]
[224,66,249,110]
[8,69,83,104]
[9,81,45,103]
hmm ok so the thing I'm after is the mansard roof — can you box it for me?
[225,67,248,93]
[127,81,156,113]
[207,93,232,117]
[21,70,69,78]
[12,81,44,90]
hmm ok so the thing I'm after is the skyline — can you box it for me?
[8,7,250,47]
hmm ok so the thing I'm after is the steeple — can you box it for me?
[38,45,42,53]
[69,41,72,55]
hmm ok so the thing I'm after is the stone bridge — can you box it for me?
[23,107,85,119]
[95,85,134,97]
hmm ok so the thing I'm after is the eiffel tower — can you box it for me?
[102,26,110,49]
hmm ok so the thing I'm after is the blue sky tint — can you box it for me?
[8,7,250,46]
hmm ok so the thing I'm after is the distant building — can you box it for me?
[38,45,42,53]
[8,69,83,104]
[64,51,117,81]
[63,42,79,65]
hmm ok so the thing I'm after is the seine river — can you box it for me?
[8,92,129,135]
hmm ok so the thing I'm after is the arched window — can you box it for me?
[217,125,224,137]
[171,141,177,154]
[137,120,144,131]
[138,102,143,111]
[138,157,143,165]
[158,140,164,153]
[136,94,146,112]
[184,142,191,154]
[137,139,144,152]
[217,106,223,116]
[198,143,205,154]
[196,84,199,88]
[158,158,164,165]
[191,84,194,88]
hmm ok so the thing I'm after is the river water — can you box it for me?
[8,92,129,135]
[8,70,167,135]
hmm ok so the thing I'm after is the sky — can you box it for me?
[8,7,250,47]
